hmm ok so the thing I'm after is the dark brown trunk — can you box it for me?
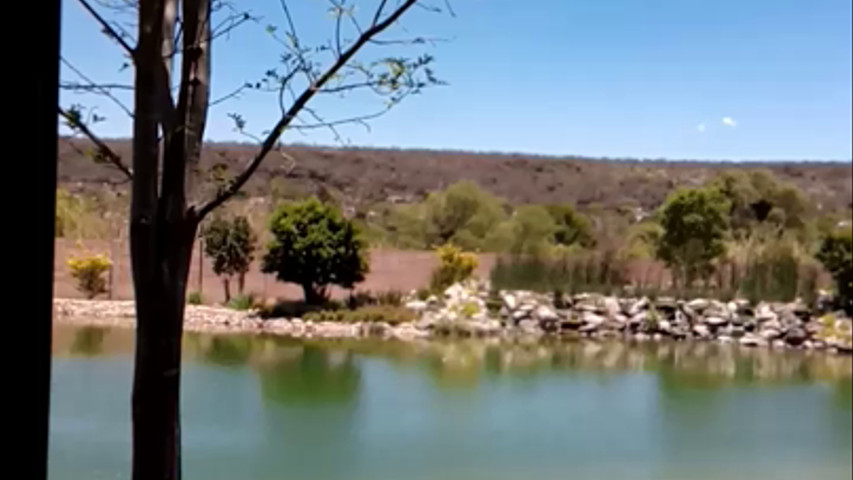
[131,216,197,480]
[302,282,323,305]
[237,272,245,295]
[223,277,231,303]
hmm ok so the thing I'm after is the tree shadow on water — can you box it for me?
[70,326,107,357]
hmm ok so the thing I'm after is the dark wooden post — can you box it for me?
[20,0,61,477]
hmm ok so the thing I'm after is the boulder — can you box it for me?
[759,328,782,340]
[739,334,768,348]
[655,297,678,312]
[581,312,606,326]
[518,319,542,334]
[693,324,711,338]
[704,316,728,327]
[534,305,559,321]
[502,293,517,310]
[628,297,649,316]
[687,298,710,311]
[405,300,428,312]
[784,327,808,346]
[602,297,621,317]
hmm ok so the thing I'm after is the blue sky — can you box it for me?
[60,0,852,161]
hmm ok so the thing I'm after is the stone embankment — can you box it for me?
[54,281,852,354]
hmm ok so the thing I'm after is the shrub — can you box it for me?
[187,291,203,305]
[304,305,415,325]
[227,293,257,311]
[739,240,801,303]
[67,254,112,299]
[505,205,557,255]
[429,244,479,292]
[816,227,852,314]
[422,181,507,250]
[262,198,369,304]
[656,187,729,287]
[55,189,110,239]
[490,250,628,294]
[546,204,596,248]
[346,290,404,309]
[201,215,256,302]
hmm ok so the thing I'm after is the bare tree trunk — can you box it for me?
[197,237,203,295]
[131,219,197,480]
[237,272,245,295]
[302,282,324,305]
[223,277,231,303]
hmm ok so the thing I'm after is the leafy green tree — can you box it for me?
[423,181,507,250]
[506,205,557,255]
[545,204,596,248]
[262,199,369,304]
[816,227,853,314]
[656,188,729,286]
[711,170,811,240]
[201,215,256,302]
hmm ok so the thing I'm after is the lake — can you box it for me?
[49,324,852,480]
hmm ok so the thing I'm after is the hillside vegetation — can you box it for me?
[58,139,852,214]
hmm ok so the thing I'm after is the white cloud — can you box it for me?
[722,117,737,128]
[696,124,707,133]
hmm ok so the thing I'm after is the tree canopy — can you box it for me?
[262,198,369,304]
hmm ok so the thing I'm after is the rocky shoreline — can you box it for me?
[54,281,853,355]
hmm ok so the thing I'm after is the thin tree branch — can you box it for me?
[197,0,421,219]
[60,82,134,91]
[58,106,134,180]
[60,56,134,118]
[210,83,251,106]
[77,0,136,57]
[373,0,388,26]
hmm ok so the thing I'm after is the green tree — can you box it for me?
[545,204,596,248]
[423,181,507,250]
[656,188,729,286]
[711,170,811,240]
[816,227,853,314]
[262,198,369,304]
[507,205,557,255]
[201,215,256,302]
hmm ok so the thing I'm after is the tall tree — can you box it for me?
[60,1,449,478]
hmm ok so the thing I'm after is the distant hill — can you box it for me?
[58,138,853,214]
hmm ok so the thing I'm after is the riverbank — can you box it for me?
[54,280,853,355]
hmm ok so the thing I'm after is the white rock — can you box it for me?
[502,294,517,310]
[581,312,606,326]
[405,300,428,312]
[693,324,711,337]
[628,297,649,316]
[687,298,710,311]
[739,335,767,347]
[704,316,728,327]
[760,328,782,340]
[603,297,621,316]
[535,305,559,321]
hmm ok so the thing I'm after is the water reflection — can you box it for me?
[49,325,853,480]
[69,326,107,357]
[53,325,852,397]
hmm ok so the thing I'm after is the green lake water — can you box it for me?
[49,325,853,480]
